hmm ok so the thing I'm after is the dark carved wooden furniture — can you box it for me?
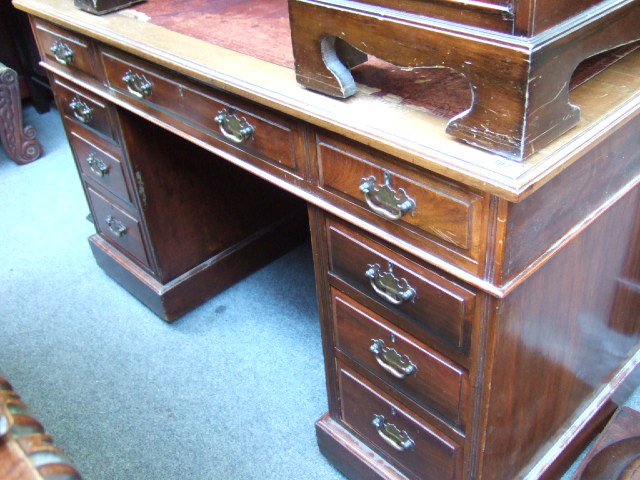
[0,61,42,163]
[570,407,640,479]
[288,0,640,161]
[0,0,48,163]
[12,0,640,478]
[0,374,82,480]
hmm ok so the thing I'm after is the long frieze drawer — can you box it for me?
[332,289,468,428]
[338,364,463,480]
[86,186,151,269]
[52,77,117,141]
[99,48,301,173]
[32,19,97,78]
[327,218,476,353]
[316,133,488,270]
[68,128,133,205]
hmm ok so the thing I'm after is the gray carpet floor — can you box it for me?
[0,104,637,479]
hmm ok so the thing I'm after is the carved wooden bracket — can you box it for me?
[289,0,640,161]
[0,62,42,164]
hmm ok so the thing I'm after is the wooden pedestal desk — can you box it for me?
[12,0,640,478]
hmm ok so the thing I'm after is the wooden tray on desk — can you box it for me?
[288,0,640,161]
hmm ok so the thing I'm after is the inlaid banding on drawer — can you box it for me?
[327,219,476,351]
[338,364,462,480]
[99,49,300,172]
[53,79,116,141]
[332,289,468,427]
[317,134,485,252]
[33,20,96,78]
[86,186,151,268]
[69,130,132,204]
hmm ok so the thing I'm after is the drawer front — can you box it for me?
[338,363,462,480]
[86,186,151,268]
[327,218,476,353]
[317,133,488,273]
[99,49,301,173]
[32,19,96,78]
[332,289,467,428]
[53,78,116,141]
[69,129,133,204]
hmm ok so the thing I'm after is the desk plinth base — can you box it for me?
[316,413,408,480]
[316,400,618,480]
[88,212,308,321]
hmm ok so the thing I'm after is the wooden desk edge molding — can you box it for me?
[10,0,640,201]
[11,0,640,479]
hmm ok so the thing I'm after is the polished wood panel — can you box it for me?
[32,18,97,79]
[86,184,151,268]
[499,112,640,284]
[68,127,133,204]
[332,288,468,428]
[316,132,489,276]
[99,47,303,175]
[326,218,476,353]
[477,183,640,480]
[338,363,463,480]
[52,77,117,141]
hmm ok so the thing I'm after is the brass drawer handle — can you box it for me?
[365,263,416,305]
[372,414,415,452]
[215,108,255,144]
[50,39,74,65]
[86,153,109,177]
[69,97,93,124]
[370,339,417,379]
[359,171,416,221]
[122,70,153,99]
[105,215,127,237]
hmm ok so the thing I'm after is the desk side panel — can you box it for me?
[500,111,640,285]
[476,182,640,479]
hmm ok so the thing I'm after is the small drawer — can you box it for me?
[52,78,116,141]
[338,363,462,480]
[99,48,301,173]
[327,218,476,353]
[69,129,133,204]
[317,133,488,273]
[32,19,96,78]
[332,289,468,428]
[86,186,151,268]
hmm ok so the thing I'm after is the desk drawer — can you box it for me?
[338,363,462,480]
[69,128,133,205]
[327,218,476,353]
[32,19,97,79]
[52,77,117,141]
[99,48,301,174]
[332,289,468,428]
[317,133,488,274]
[86,186,151,269]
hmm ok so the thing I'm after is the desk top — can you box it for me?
[14,0,640,201]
